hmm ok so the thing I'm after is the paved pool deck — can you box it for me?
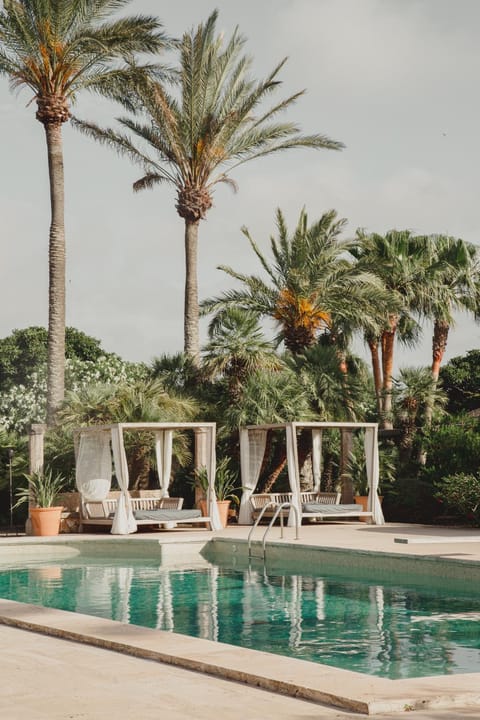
[1,521,480,719]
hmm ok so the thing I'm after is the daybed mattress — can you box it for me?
[302,503,362,514]
[132,508,203,522]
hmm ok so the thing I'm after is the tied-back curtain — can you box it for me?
[75,432,112,501]
[206,427,221,530]
[364,426,385,525]
[154,430,173,497]
[286,425,302,527]
[239,428,267,525]
[110,426,137,534]
[312,429,323,492]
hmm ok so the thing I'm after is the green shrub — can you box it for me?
[435,473,480,526]
[421,416,480,481]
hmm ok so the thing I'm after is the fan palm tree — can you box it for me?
[202,207,388,358]
[421,235,480,385]
[0,0,168,424]
[393,366,447,463]
[286,344,372,422]
[202,307,282,402]
[224,366,314,492]
[74,10,344,363]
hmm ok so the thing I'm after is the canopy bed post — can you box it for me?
[365,426,384,524]
[286,423,302,527]
[311,428,322,493]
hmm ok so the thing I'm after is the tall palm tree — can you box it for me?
[351,230,429,428]
[0,0,167,425]
[74,10,344,363]
[202,207,388,357]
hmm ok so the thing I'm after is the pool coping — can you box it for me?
[1,534,480,715]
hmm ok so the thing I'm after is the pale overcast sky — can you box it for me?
[1,0,480,369]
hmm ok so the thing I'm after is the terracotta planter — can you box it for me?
[355,495,383,522]
[30,507,63,537]
[216,500,231,528]
[199,499,231,528]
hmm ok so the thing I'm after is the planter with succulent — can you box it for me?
[15,468,66,536]
[193,458,240,528]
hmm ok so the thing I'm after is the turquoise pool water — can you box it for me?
[1,553,480,679]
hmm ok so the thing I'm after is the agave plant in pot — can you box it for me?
[193,458,240,528]
[15,468,66,536]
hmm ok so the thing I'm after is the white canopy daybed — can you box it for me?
[74,422,221,534]
[239,421,385,526]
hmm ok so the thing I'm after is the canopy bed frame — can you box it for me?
[238,421,384,526]
[74,422,221,534]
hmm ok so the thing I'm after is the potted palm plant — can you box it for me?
[193,459,240,528]
[15,468,66,536]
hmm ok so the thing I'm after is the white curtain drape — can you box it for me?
[286,425,302,527]
[364,426,385,525]
[154,430,173,497]
[239,428,267,524]
[312,429,323,492]
[110,426,137,534]
[206,427,221,530]
[75,432,112,501]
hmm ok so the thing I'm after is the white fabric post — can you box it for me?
[75,432,112,501]
[364,426,385,525]
[206,426,221,530]
[110,426,137,534]
[154,430,173,497]
[239,428,267,525]
[286,424,302,527]
[312,429,323,492]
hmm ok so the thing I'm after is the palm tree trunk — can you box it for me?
[431,320,450,383]
[44,123,66,426]
[380,317,398,430]
[339,429,354,502]
[367,336,382,416]
[184,220,200,364]
[421,318,450,441]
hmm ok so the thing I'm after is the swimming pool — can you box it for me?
[0,543,479,680]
